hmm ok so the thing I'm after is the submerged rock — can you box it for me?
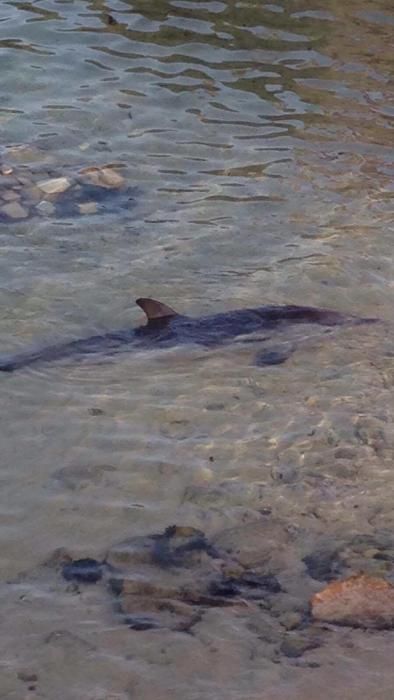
[36,200,56,216]
[304,533,394,583]
[1,200,29,219]
[0,155,136,223]
[96,524,283,632]
[79,165,125,189]
[37,176,71,195]
[78,201,98,215]
[280,634,320,659]
[311,574,394,628]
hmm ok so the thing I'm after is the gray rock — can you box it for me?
[1,200,29,219]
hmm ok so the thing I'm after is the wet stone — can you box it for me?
[255,349,290,366]
[101,524,285,632]
[37,176,72,195]
[79,165,125,189]
[1,200,29,219]
[279,611,303,630]
[311,574,394,629]
[36,200,56,216]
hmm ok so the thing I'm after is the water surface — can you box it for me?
[0,1,394,698]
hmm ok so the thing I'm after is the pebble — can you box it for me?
[280,634,320,658]
[78,201,98,215]
[255,349,289,366]
[311,574,394,628]
[79,165,125,189]
[279,611,303,630]
[37,176,72,195]
[36,200,56,216]
[1,201,29,219]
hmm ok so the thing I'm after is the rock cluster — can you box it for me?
[0,157,136,222]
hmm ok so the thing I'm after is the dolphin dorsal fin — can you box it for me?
[136,297,179,322]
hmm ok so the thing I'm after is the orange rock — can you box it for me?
[311,574,394,629]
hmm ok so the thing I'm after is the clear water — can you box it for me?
[0,0,393,698]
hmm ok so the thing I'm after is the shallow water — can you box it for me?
[0,0,394,697]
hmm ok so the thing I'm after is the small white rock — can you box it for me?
[78,201,98,215]
[37,176,71,195]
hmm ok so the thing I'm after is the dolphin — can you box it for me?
[0,297,378,373]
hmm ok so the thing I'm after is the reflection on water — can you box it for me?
[0,1,394,698]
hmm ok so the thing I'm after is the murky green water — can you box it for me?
[1,0,394,698]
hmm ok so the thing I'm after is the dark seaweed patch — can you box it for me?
[62,558,103,584]
[54,183,137,217]
[152,525,220,568]
[303,551,340,582]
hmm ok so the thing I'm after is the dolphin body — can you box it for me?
[0,297,377,373]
